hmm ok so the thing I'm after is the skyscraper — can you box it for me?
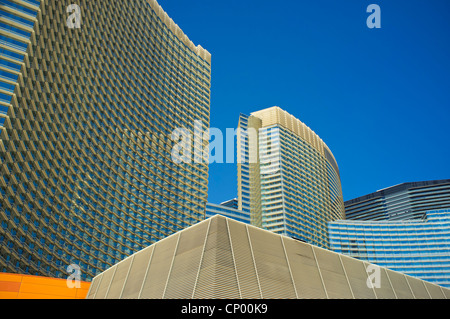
[205,202,250,224]
[237,113,262,226]
[329,209,450,288]
[219,198,238,209]
[0,0,211,281]
[344,179,450,221]
[330,180,450,288]
[237,106,344,248]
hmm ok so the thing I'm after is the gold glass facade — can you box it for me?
[238,107,344,248]
[0,0,211,281]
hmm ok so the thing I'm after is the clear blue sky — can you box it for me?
[158,0,450,203]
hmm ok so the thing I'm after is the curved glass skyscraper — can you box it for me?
[329,209,450,288]
[237,106,344,248]
[345,179,450,221]
[205,202,250,224]
[0,0,211,280]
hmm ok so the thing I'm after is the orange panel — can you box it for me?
[0,291,20,299]
[21,275,68,286]
[0,273,91,299]
[19,282,78,298]
[79,281,91,289]
[0,281,21,292]
[0,273,23,283]
[75,289,89,299]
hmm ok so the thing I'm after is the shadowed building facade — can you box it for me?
[344,179,450,221]
[219,198,238,209]
[86,215,449,299]
[205,202,250,224]
[0,0,211,281]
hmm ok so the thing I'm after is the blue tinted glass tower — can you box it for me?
[329,209,450,288]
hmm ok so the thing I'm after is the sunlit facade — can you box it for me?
[0,0,211,281]
[237,107,344,248]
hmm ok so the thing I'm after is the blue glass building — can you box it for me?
[219,198,238,209]
[344,179,450,221]
[329,209,450,288]
[205,202,250,224]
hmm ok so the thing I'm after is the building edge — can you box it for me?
[146,0,211,64]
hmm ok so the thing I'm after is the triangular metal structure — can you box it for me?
[86,215,449,299]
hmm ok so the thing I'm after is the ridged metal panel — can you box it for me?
[93,266,116,299]
[139,233,179,298]
[440,284,450,299]
[163,220,209,298]
[422,281,446,299]
[86,273,102,299]
[405,276,431,299]
[340,255,376,299]
[192,217,217,298]
[192,216,218,298]
[385,269,414,298]
[213,217,240,298]
[105,256,133,299]
[282,237,327,299]
[247,226,297,298]
[193,216,240,298]
[364,262,397,299]
[313,246,353,299]
[88,216,450,299]
[121,245,154,299]
[227,220,262,298]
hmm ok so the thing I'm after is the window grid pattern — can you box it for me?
[237,113,262,227]
[0,0,39,117]
[0,0,211,281]
[238,107,344,249]
[345,180,450,221]
[329,210,450,288]
[205,202,250,224]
